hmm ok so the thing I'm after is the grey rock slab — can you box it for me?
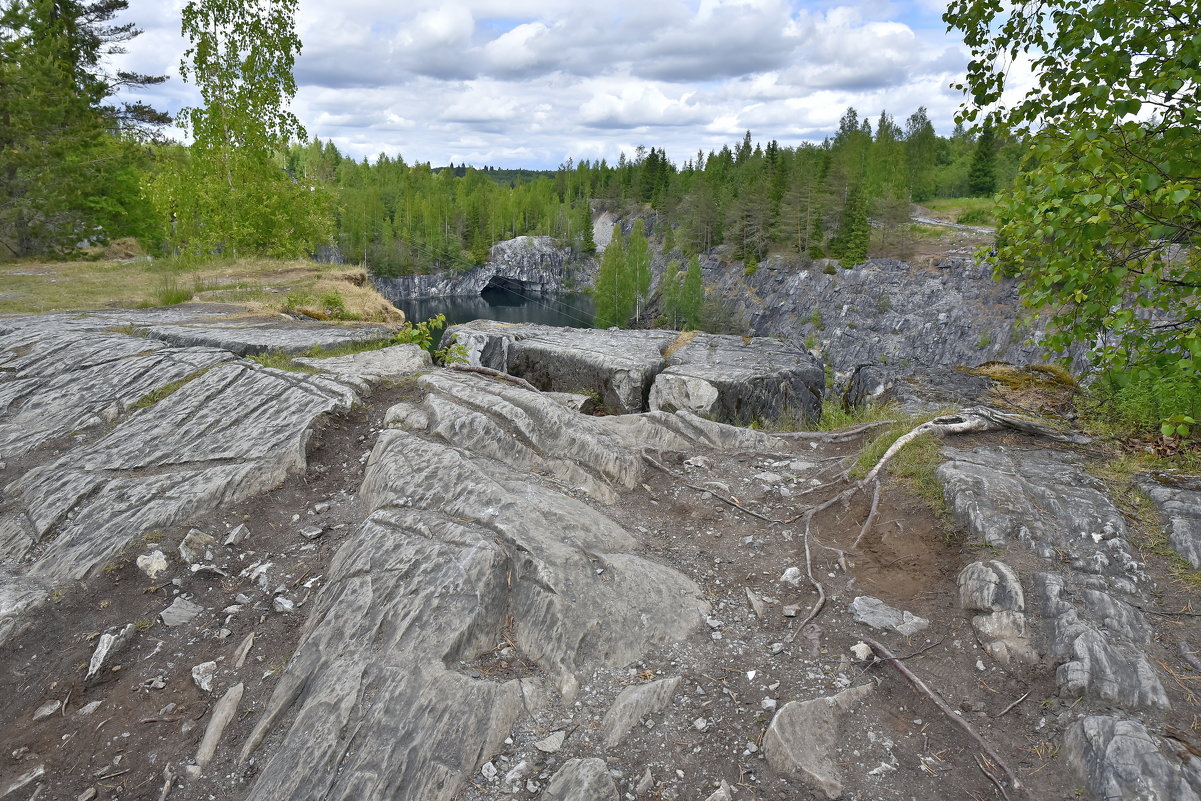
[850,596,929,636]
[195,682,244,770]
[293,343,431,383]
[242,423,705,801]
[137,319,393,356]
[85,623,135,681]
[0,328,234,459]
[958,560,1024,612]
[653,331,824,424]
[160,597,203,628]
[958,561,1034,665]
[1040,573,1168,709]
[0,359,356,646]
[1138,473,1201,568]
[447,321,673,414]
[600,676,682,748]
[534,730,566,753]
[1065,715,1200,801]
[540,758,619,801]
[445,322,823,423]
[384,371,644,504]
[763,683,875,799]
[938,447,1145,593]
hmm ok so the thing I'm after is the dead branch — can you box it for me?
[773,420,898,442]
[995,691,1030,719]
[864,637,1022,793]
[850,479,882,551]
[975,754,1012,801]
[157,766,175,801]
[450,364,541,393]
[1181,641,1201,673]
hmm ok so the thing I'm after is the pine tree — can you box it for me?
[967,122,997,196]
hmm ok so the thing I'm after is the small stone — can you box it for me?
[481,761,498,780]
[32,700,61,720]
[77,789,98,801]
[503,760,531,786]
[762,697,778,711]
[850,596,930,636]
[535,730,566,753]
[693,717,709,731]
[76,700,102,717]
[770,642,785,654]
[191,661,217,693]
[782,605,799,617]
[136,550,169,580]
[754,471,784,484]
[850,642,873,662]
[636,767,654,795]
[223,524,249,546]
[160,597,203,627]
[272,596,294,613]
[299,526,324,540]
[780,567,803,587]
[179,529,214,564]
[85,623,135,681]
[706,617,723,629]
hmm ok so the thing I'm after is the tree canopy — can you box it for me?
[945,0,1200,432]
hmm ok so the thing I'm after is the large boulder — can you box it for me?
[445,322,824,424]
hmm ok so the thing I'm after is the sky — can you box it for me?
[111,0,1000,169]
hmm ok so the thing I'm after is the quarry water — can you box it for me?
[392,284,595,345]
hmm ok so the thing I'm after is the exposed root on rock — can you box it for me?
[450,364,541,393]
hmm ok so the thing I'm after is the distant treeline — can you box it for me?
[289,106,1021,276]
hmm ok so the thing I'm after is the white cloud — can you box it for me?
[105,0,981,167]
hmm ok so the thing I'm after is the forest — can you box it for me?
[291,113,1020,277]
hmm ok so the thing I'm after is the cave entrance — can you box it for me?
[480,275,531,308]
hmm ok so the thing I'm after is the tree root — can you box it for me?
[865,637,1022,794]
[850,479,882,551]
[773,420,898,442]
[450,364,541,393]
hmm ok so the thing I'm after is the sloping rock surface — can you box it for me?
[1139,473,1201,568]
[0,308,364,644]
[446,321,824,423]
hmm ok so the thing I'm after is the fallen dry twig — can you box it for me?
[865,637,1022,793]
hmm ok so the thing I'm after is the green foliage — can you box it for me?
[946,0,1201,432]
[134,368,212,408]
[1079,369,1201,440]
[809,309,824,330]
[149,0,332,258]
[0,1,167,257]
[966,122,997,197]
[593,221,652,328]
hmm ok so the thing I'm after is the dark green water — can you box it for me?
[393,284,595,345]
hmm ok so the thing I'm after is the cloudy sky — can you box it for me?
[113,0,993,169]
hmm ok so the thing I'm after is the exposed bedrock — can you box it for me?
[1138,473,1201,568]
[373,235,595,301]
[0,309,367,645]
[706,255,1045,373]
[242,374,715,799]
[445,321,825,423]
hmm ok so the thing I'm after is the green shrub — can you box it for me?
[1080,369,1200,440]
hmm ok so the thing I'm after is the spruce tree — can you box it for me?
[967,123,997,196]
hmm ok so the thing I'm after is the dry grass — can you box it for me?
[0,254,404,322]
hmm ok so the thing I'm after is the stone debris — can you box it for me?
[299,526,323,540]
[600,676,682,748]
[764,683,875,799]
[160,597,203,627]
[534,730,565,753]
[272,596,295,614]
[701,780,735,801]
[178,529,214,564]
[1138,474,1201,569]
[850,596,929,636]
[0,764,45,798]
[85,623,135,681]
[192,682,244,773]
[135,550,169,580]
[223,523,249,546]
[31,700,60,721]
[540,758,619,801]
[191,661,217,693]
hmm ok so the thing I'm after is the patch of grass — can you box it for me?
[889,431,948,517]
[248,350,320,374]
[0,255,403,321]
[809,309,824,330]
[135,618,154,632]
[923,196,996,222]
[133,368,212,409]
[817,399,900,432]
[1087,457,1201,588]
